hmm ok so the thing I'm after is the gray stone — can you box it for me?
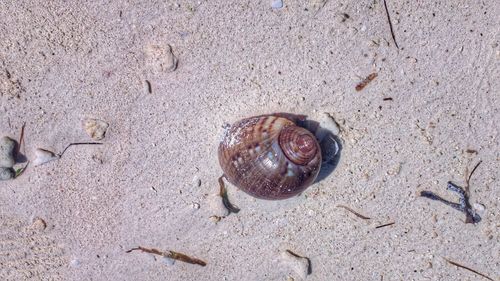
[0,167,15,180]
[0,136,16,168]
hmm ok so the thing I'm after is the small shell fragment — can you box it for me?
[33,148,59,166]
[145,44,178,73]
[281,250,310,280]
[83,118,109,141]
[0,136,16,168]
[31,217,47,231]
[271,0,283,9]
[0,167,15,180]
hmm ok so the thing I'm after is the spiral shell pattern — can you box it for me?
[218,115,321,200]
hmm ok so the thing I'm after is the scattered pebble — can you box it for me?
[271,0,283,9]
[281,250,310,280]
[192,176,202,187]
[70,259,81,268]
[161,256,176,266]
[83,118,109,141]
[209,215,222,223]
[33,148,59,166]
[145,44,178,73]
[192,202,200,209]
[0,167,15,180]
[472,203,485,215]
[31,217,47,231]
[0,136,16,168]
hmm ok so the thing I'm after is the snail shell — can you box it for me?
[218,114,322,200]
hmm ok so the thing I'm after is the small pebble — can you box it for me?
[0,136,16,168]
[33,148,59,166]
[83,118,109,140]
[31,217,47,231]
[192,202,200,209]
[145,44,178,72]
[161,256,176,266]
[0,167,15,180]
[70,259,81,268]
[281,250,310,280]
[209,215,222,223]
[271,0,283,9]
[192,176,202,187]
[472,203,485,215]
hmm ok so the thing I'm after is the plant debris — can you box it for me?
[383,97,393,101]
[375,222,395,229]
[337,205,371,220]
[355,73,378,91]
[444,258,494,281]
[59,142,103,158]
[15,161,29,178]
[420,161,482,224]
[218,175,240,214]
[16,122,26,157]
[382,0,399,49]
[145,80,152,94]
[126,246,206,267]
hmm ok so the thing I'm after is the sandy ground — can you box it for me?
[1,1,499,280]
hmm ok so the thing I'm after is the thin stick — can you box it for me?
[58,142,103,158]
[375,222,395,229]
[337,205,371,220]
[466,160,482,190]
[16,122,26,156]
[444,258,494,281]
[382,0,399,49]
[126,246,207,266]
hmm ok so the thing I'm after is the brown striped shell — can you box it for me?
[218,114,322,200]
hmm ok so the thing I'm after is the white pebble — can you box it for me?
[33,148,59,166]
[70,259,81,268]
[192,176,202,187]
[319,113,340,136]
[192,202,200,209]
[145,44,178,72]
[271,0,283,9]
[281,250,310,280]
[472,203,485,214]
[161,256,176,266]
[0,167,15,180]
[0,136,16,168]
[83,118,109,140]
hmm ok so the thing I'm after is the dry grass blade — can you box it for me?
[444,258,494,281]
[16,122,26,156]
[382,0,399,49]
[218,175,240,214]
[126,246,207,267]
[375,222,395,229]
[59,142,103,158]
[337,205,371,220]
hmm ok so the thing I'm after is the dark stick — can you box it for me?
[337,205,371,220]
[218,175,240,214]
[444,258,494,281]
[16,122,26,156]
[466,160,482,190]
[375,222,395,229]
[145,80,152,94]
[58,142,103,158]
[127,246,207,266]
[382,0,399,49]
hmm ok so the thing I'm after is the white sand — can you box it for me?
[1,1,499,280]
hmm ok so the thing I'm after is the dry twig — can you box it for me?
[126,246,207,267]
